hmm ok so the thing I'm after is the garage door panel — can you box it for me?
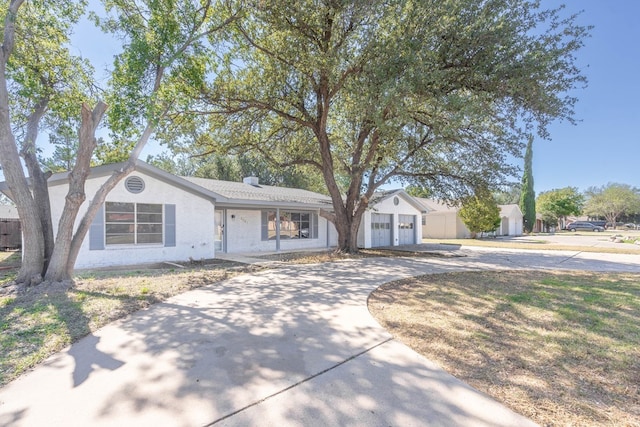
[398,214,415,245]
[371,213,392,247]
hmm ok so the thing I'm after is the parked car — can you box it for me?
[566,221,605,232]
[589,220,607,229]
[623,223,638,230]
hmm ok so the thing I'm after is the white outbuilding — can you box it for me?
[358,190,426,248]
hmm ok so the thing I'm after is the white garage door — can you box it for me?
[398,215,416,245]
[371,213,392,247]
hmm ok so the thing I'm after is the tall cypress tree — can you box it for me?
[519,137,536,233]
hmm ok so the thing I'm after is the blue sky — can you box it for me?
[57,1,640,194]
[530,0,640,193]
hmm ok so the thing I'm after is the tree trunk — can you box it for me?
[45,102,107,282]
[63,120,155,276]
[21,98,55,272]
[0,3,45,284]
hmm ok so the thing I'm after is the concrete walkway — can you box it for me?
[0,248,638,426]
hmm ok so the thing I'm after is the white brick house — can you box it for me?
[2,162,430,269]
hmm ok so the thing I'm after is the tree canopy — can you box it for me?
[536,186,583,229]
[583,183,640,229]
[167,0,589,252]
[459,191,501,238]
[519,137,536,233]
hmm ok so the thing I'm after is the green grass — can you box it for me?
[0,264,249,387]
[369,270,640,427]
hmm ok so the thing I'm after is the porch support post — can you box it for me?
[276,207,281,251]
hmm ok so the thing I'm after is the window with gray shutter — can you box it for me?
[165,204,176,247]
[89,205,105,250]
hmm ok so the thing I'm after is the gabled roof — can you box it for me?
[416,198,460,213]
[499,204,523,218]
[371,189,429,213]
[45,160,333,209]
[46,161,220,203]
[182,176,333,208]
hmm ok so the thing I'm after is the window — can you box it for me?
[105,202,163,245]
[262,210,318,240]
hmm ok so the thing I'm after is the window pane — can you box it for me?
[137,233,163,244]
[106,202,134,213]
[137,203,162,213]
[106,234,135,245]
[137,213,163,223]
[137,224,163,233]
[106,212,135,222]
[106,224,134,234]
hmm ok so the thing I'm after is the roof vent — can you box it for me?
[243,176,260,186]
[125,176,145,194]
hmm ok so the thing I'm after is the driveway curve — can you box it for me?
[1,248,638,426]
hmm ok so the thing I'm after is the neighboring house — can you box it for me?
[497,204,524,236]
[418,198,523,239]
[358,190,426,248]
[0,205,18,219]
[418,198,471,239]
[0,204,21,250]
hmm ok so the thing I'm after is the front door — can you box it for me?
[214,209,224,252]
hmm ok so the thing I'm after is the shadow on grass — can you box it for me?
[0,284,156,388]
[368,270,640,426]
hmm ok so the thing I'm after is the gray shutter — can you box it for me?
[89,205,105,250]
[313,213,319,239]
[165,204,176,247]
[261,211,268,240]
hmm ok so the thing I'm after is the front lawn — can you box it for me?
[0,261,252,387]
[368,270,640,427]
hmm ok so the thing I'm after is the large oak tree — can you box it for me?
[177,0,590,252]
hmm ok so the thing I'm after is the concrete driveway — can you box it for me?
[0,247,638,426]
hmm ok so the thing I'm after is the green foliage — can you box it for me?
[459,192,501,236]
[583,183,640,228]
[147,151,327,193]
[96,0,236,153]
[4,0,95,145]
[519,137,536,232]
[40,120,79,172]
[406,185,432,199]
[493,184,521,205]
[167,0,589,250]
[536,187,584,228]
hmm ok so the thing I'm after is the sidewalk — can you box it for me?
[0,253,544,426]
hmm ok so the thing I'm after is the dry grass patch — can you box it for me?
[368,270,640,427]
[258,248,448,264]
[424,237,640,254]
[0,261,254,387]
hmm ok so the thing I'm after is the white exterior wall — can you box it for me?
[422,212,471,239]
[0,205,18,219]
[361,195,422,248]
[220,208,336,253]
[48,171,216,269]
[509,216,523,236]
